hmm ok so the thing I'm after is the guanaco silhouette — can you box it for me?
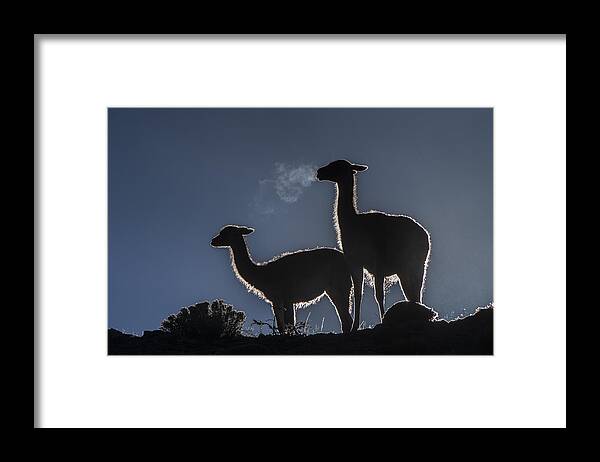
[211,225,353,334]
[316,160,431,332]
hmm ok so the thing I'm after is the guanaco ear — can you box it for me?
[351,163,368,172]
[240,227,255,235]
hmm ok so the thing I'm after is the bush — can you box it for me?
[160,300,246,341]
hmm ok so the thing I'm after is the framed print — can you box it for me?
[35,34,566,428]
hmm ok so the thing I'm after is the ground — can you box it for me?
[108,302,493,355]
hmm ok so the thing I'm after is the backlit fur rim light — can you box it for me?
[212,224,353,333]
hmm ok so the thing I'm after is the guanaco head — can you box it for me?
[316,159,368,183]
[210,225,255,248]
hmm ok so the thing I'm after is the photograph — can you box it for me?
[107,108,493,355]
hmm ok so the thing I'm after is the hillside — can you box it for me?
[108,301,493,355]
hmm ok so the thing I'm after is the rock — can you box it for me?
[382,301,438,327]
[108,328,136,340]
[142,329,171,340]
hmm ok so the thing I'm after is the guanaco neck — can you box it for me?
[229,238,257,283]
[335,175,359,224]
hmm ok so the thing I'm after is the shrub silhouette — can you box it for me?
[160,300,245,340]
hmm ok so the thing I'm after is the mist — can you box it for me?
[252,162,317,214]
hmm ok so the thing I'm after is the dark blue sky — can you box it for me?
[108,108,492,334]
